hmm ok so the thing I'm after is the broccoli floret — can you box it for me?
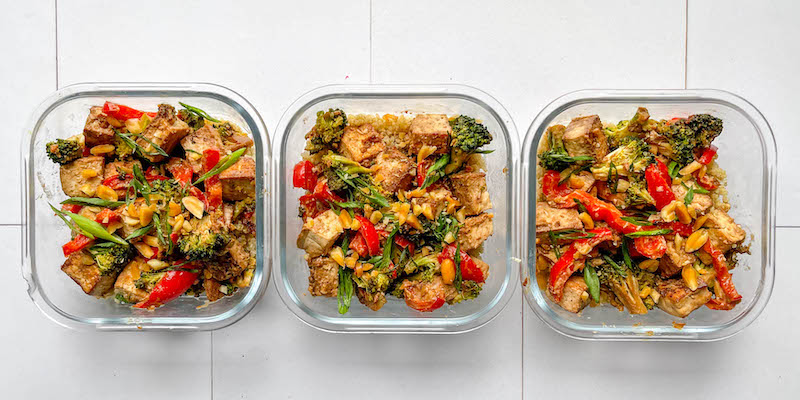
[113,135,134,159]
[306,108,347,154]
[664,114,723,166]
[590,138,654,180]
[403,213,460,246]
[149,179,184,202]
[178,109,205,130]
[353,271,391,294]
[449,115,493,152]
[45,138,83,165]
[322,151,371,174]
[135,271,165,291]
[538,127,594,171]
[448,280,482,304]
[322,168,347,192]
[177,231,229,261]
[625,176,656,207]
[89,243,133,275]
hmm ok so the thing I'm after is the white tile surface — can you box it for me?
[687,0,800,225]
[0,0,56,224]
[0,226,212,399]
[523,227,799,399]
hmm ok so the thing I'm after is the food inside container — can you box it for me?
[45,101,257,310]
[534,107,747,319]
[292,109,497,314]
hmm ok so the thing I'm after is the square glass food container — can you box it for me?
[273,84,519,333]
[520,89,776,341]
[20,83,271,331]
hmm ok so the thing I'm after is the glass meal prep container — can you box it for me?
[273,84,520,333]
[520,89,776,341]
[20,83,271,331]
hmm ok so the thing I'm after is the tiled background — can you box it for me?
[1,1,797,399]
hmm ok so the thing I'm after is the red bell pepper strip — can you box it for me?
[354,215,381,256]
[438,244,485,283]
[703,241,742,304]
[167,160,194,187]
[542,170,573,200]
[61,204,83,214]
[134,267,199,309]
[94,208,121,226]
[633,235,667,259]
[292,160,317,191]
[299,194,324,219]
[349,232,369,257]
[62,234,94,257]
[201,149,223,211]
[659,221,693,237]
[313,181,343,203]
[102,101,156,121]
[416,160,432,188]
[697,145,718,165]
[706,297,737,310]
[188,186,208,207]
[394,235,415,256]
[696,174,719,191]
[548,228,613,301]
[644,160,676,210]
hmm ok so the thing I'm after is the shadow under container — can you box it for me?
[273,84,520,333]
[521,89,776,341]
[21,83,271,331]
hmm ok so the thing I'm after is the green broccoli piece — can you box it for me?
[538,127,594,171]
[149,179,184,202]
[323,168,347,192]
[177,231,229,261]
[213,122,235,137]
[449,115,493,153]
[135,271,165,291]
[403,213,461,246]
[45,138,83,165]
[664,114,723,166]
[448,280,482,304]
[401,253,439,280]
[322,152,371,174]
[353,271,391,294]
[178,109,205,130]
[89,243,133,275]
[113,135,134,159]
[306,108,347,154]
[625,176,656,207]
[590,138,654,180]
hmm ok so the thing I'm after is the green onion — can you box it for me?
[50,204,127,245]
[131,133,169,157]
[572,198,588,214]
[332,201,363,209]
[454,239,463,292]
[625,229,672,238]
[179,102,220,123]
[583,265,600,302]
[61,197,125,208]
[548,231,562,259]
[125,224,153,241]
[193,147,247,185]
[621,238,633,269]
[667,161,680,178]
[608,160,619,193]
[421,154,450,189]
[337,267,354,314]
[619,216,650,226]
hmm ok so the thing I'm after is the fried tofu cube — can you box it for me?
[411,185,452,217]
[535,202,582,233]
[296,209,344,257]
[658,240,696,278]
[203,278,230,302]
[340,124,385,163]
[563,115,608,160]
[224,132,254,153]
[559,276,590,313]
[225,236,255,273]
[458,213,494,251]
[218,156,256,201]
[356,287,387,311]
[449,171,492,215]
[135,104,192,162]
[308,256,339,297]
[374,148,415,193]
[409,114,451,155]
[113,258,151,303]
[180,124,225,173]
[60,156,105,197]
[705,209,746,253]
[61,251,116,297]
[83,106,116,146]
[104,159,142,197]
[656,278,713,318]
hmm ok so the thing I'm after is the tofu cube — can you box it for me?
[180,124,225,173]
[135,104,192,162]
[535,202,582,233]
[656,278,713,318]
[60,156,105,197]
[308,256,339,297]
[373,148,415,193]
[705,209,746,253]
[224,132,254,153]
[658,240,696,278]
[61,251,116,297]
[225,236,255,273]
[559,276,590,313]
[218,156,256,201]
[563,115,608,160]
[83,106,116,146]
[411,185,452,217]
[409,114,451,155]
[296,210,344,257]
[449,171,492,215]
[113,258,151,303]
[458,213,494,251]
[339,124,385,163]
[203,278,227,302]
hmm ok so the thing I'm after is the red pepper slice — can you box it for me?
[542,170,573,200]
[416,160,432,187]
[696,174,719,191]
[349,232,369,257]
[313,181,343,203]
[205,175,223,211]
[697,145,718,165]
[299,194,324,219]
[62,234,94,257]
[703,241,742,304]
[102,101,156,121]
[61,204,83,214]
[659,221,694,237]
[403,282,446,312]
[438,243,484,283]
[562,191,637,233]
[354,215,381,256]
[102,175,130,190]
[633,235,667,259]
[548,228,614,301]
[292,160,317,191]
[94,208,121,226]
[134,267,199,309]
[394,235,415,256]
[706,297,737,310]
[645,160,676,210]
[167,160,194,187]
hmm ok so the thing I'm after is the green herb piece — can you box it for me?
[332,201,363,209]
[61,197,125,208]
[454,240,463,292]
[193,147,247,185]
[548,231,561,259]
[625,229,672,238]
[608,160,619,193]
[583,265,600,302]
[572,198,588,215]
[179,102,220,123]
[550,229,597,241]
[421,154,450,189]
[558,164,592,186]
[619,216,650,226]
[50,204,127,245]
[621,238,633,269]
[131,133,169,157]
[337,267,354,314]
[667,161,680,178]
[602,254,628,277]
[125,224,153,241]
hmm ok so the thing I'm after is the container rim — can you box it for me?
[272,83,521,333]
[20,82,272,331]
[520,88,777,341]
